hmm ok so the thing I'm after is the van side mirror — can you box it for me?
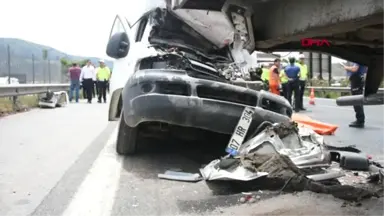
[106,32,130,59]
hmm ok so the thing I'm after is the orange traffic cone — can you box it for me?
[309,88,315,105]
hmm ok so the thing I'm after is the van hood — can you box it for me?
[167,0,256,53]
[126,0,256,53]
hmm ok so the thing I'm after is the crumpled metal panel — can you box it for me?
[238,123,331,168]
[200,123,332,181]
[173,9,234,49]
[199,159,268,181]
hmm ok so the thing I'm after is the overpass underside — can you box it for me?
[176,0,384,96]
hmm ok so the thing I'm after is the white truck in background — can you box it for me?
[0,76,19,85]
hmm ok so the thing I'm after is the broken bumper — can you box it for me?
[122,69,292,134]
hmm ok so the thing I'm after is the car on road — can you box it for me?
[106,1,292,155]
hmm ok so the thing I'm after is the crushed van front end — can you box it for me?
[122,69,292,136]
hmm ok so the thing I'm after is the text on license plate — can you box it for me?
[225,106,255,156]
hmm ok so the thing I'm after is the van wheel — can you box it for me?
[116,112,138,155]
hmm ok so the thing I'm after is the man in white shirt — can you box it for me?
[80,60,96,103]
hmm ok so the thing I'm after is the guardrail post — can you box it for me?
[7,45,11,84]
[318,53,323,79]
[32,54,35,84]
[48,59,51,83]
[11,96,21,112]
[309,52,313,85]
[327,55,332,86]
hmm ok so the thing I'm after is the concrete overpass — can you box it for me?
[172,0,383,96]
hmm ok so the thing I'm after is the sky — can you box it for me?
[0,0,136,59]
[0,0,345,63]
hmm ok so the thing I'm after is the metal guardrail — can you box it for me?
[0,84,70,97]
[306,86,384,94]
[0,84,382,98]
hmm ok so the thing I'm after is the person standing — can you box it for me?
[296,54,308,111]
[80,60,96,103]
[279,64,289,100]
[269,59,281,95]
[342,62,366,128]
[284,57,301,112]
[80,62,88,99]
[68,63,81,103]
[81,80,87,99]
[91,63,97,98]
[261,63,270,90]
[107,70,111,93]
[95,59,111,103]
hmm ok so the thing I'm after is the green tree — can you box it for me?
[42,49,48,60]
[60,58,89,72]
[60,58,70,67]
[78,59,88,67]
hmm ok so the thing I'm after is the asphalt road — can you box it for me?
[0,98,383,216]
[302,97,384,160]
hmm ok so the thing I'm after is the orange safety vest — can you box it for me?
[269,65,280,95]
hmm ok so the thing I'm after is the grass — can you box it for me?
[304,90,346,99]
[307,78,355,99]
[0,95,39,114]
[0,90,87,115]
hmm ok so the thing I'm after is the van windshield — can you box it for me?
[124,0,166,27]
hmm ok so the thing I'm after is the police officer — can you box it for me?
[95,59,111,103]
[342,62,366,128]
[296,54,308,110]
[284,57,301,112]
[279,63,289,100]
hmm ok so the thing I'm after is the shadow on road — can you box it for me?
[121,134,229,180]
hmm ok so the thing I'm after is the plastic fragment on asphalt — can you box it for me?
[339,152,370,171]
[292,113,338,135]
[307,171,345,181]
[158,170,203,182]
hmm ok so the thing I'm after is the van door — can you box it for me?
[108,15,131,96]
[108,15,131,121]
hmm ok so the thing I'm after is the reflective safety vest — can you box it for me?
[96,67,111,81]
[261,68,270,81]
[280,69,288,84]
[269,65,280,95]
[296,63,308,81]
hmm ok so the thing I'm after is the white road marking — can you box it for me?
[62,127,121,216]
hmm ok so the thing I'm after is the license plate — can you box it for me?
[225,106,255,156]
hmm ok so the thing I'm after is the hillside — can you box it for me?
[0,38,113,68]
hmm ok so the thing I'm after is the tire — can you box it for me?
[116,112,138,155]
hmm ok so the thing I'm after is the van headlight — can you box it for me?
[140,82,155,93]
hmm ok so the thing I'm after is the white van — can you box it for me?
[106,0,292,155]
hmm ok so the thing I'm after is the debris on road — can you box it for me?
[200,119,384,202]
[292,113,338,135]
[38,91,69,108]
[239,192,257,203]
[158,170,203,182]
